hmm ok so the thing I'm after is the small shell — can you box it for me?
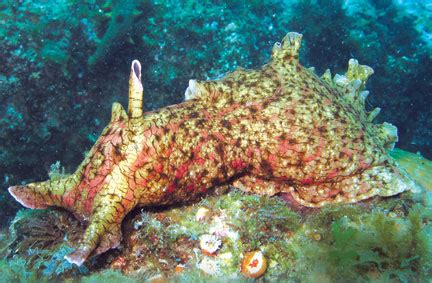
[241,251,267,278]
[196,207,210,221]
[175,264,185,273]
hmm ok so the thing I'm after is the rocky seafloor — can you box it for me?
[1,0,432,281]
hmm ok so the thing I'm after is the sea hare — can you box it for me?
[8,32,418,265]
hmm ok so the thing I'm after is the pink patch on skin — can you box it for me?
[212,132,225,142]
[128,177,136,190]
[267,154,278,168]
[83,182,106,212]
[143,128,153,138]
[166,183,176,194]
[269,114,279,122]
[136,178,148,187]
[246,147,254,158]
[228,118,239,125]
[63,195,75,207]
[132,146,155,170]
[164,146,173,158]
[278,140,299,155]
[167,122,181,133]
[301,178,314,185]
[120,189,136,210]
[328,189,340,197]
[326,169,339,180]
[323,98,332,105]
[121,197,133,209]
[150,124,163,136]
[340,147,354,157]
[154,163,164,173]
[231,159,247,171]
[186,184,195,191]
[209,153,217,162]
[195,157,206,165]
[99,122,124,143]
[125,189,135,201]
[200,130,209,139]
[218,103,241,116]
[202,110,212,120]
[175,163,189,179]
[359,156,370,169]
[303,154,316,163]
[359,183,371,194]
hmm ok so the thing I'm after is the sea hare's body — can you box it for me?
[9,33,418,265]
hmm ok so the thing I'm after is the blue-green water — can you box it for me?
[0,1,431,281]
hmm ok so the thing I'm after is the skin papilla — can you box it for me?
[8,32,419,266]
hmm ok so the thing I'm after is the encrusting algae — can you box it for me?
[389,148,432,191]
[7,32,421,267]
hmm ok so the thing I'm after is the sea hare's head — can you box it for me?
[9,60,146,212]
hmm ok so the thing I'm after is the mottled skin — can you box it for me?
[8,32,417,266]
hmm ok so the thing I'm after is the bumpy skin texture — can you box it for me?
[8,32,417,266]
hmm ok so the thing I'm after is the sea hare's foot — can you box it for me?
[65,229,121,266]
[278,192,318,215]
[65,246,92,266]
[290,161,419,207]
[93,228,122,255]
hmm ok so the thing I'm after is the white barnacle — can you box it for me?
[198,257,220,275]
[199,234,222,255]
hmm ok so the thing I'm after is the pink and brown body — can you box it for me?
[8,32,418,265]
